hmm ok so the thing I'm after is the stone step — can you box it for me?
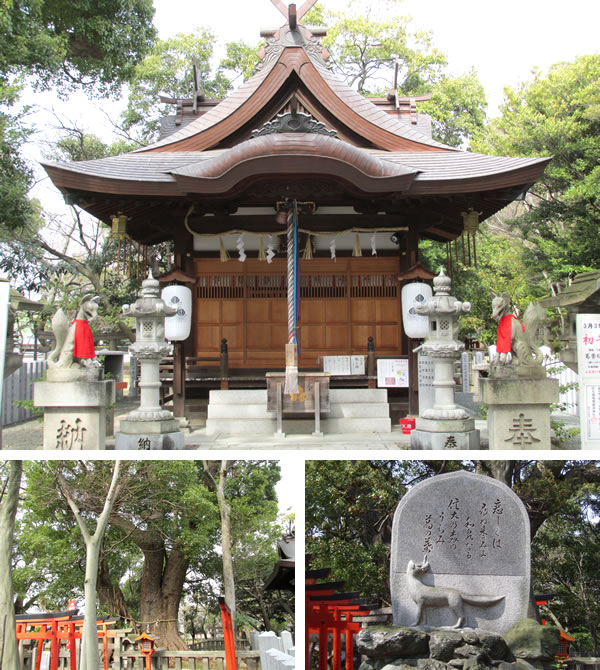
[207,402,389,419]
[205,416,391,435]
[204,387,391,434]
[209,389,267,405]
[330,388,388,403]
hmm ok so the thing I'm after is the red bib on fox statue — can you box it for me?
[496,314,525,354]
[72,319,96,359]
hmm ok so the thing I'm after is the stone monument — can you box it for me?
[34,295,113,449]
[481,293,559,449]
[390,470,530,635]
[114,272,184,450]
[410,269,480,449]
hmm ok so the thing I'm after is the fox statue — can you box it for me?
[406,559,504,629]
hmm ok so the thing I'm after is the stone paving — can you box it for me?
[2,395,582,450]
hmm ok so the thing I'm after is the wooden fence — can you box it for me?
[19,644,260,670]
[2,360,46,426]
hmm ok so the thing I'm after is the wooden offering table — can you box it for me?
[266,372,330,437]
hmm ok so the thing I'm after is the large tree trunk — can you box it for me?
[0,461,22,670]
[138,540,189,650]
[97,556,131,620]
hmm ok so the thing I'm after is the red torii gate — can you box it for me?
[306,567,377,670]
[15,610,118,670]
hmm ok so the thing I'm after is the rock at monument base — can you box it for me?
[356,624,557,670]
[480,377,559,450]
[503,619,560,663]
[34,377,112,450]
[357,627,430,658]
[410,418,480,449]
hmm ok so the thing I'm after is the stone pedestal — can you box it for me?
[115,418,184,450]
[411,417,480,450]
[34,368,112,450]
[481,375,559,449]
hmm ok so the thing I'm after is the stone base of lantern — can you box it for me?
[410,417,480,450]
[115,417,185,450]
[481,376,559,449]
[34,369,113,450]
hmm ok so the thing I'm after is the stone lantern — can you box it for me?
[115,271,184,449]
[410,268,480,449]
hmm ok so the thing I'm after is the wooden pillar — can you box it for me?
[220,338,229,390]
[172,227,194,416]
[173,341,185,417]
[367,336,376,389]
[399,226,419,274]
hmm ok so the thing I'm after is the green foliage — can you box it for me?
[0,80,36,232]
[420,229,544,343]
[0,0,156,96]
[13,461,288,634]
[472,55,600,286]
[121,29,233,144]
[531,485,600,654]
[420,70,487,148]
[219,40,263,84]
[306,460,460,601]
[319,0,447,95]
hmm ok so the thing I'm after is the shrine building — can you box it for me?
[42,0,550,410]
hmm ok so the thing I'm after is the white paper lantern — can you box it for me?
[401,282,432,338]
[162,285,192,341]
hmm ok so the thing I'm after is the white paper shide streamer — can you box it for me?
[236,234,246,262]
[370,232,377,256]
[266,235,275,264]
[329,238,336,261]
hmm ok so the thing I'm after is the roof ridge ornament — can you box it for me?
[251,110,337,137]
[270,0,318,23]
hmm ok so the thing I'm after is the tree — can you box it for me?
[304,1,486,147]
[202,460,281,630]
[471,55,600,288]
[203,461,237,627]
[312,1,447,95]
[0,82,36,233]
[121,29,233,145]
[14,461,283,649]
[56,461,121,670]
[0,461,22,670]
[0,0,156,96]
[531,488,600,654]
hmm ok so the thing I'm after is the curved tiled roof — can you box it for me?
[168,132,420,194]
[42,148,549,196]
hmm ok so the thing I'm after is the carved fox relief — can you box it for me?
[406,559,505,629]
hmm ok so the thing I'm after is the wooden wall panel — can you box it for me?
[196,302,220,323]
[196,325,221,351]
[222,301,243,323]
[193,256,403,368]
